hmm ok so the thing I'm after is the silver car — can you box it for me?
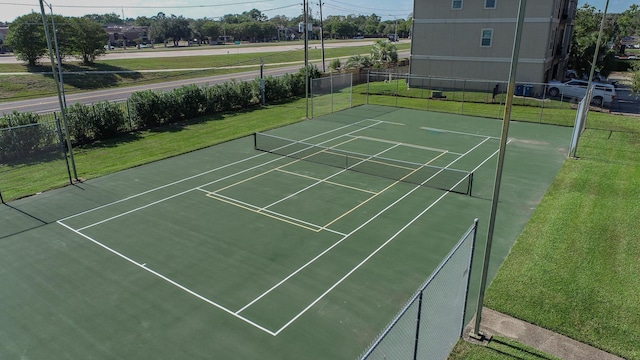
[547,79,616,107]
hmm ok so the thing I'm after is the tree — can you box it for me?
[371,39,398,68]
[6,13,48,66]
[149,13,170,45]
[631,62,640,94]
[201,21,221,43]
[166,15,191,46]
[69,17,106,65]
[135,16,153,27]
[345,54,372,69]
[83,13,123,25]
[616,5,640,38]
[244,9,267,22]
[569,5,617,78]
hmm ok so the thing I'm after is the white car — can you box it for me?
[546,79,616,107]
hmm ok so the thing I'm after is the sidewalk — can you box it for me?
[463,307,624,360]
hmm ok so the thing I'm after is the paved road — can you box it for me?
[0,63,307,114]
[613,86,640,115]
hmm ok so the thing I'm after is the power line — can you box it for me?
[0,1,276,9]
[326,0,411,13]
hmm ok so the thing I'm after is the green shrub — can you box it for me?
[173,85,206,119]
[65,103,96,144]
[92,102,125,140]
[129,90,163,129]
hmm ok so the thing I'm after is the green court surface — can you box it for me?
[0,105,571,359]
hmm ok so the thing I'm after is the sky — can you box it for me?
[0,0,635,23]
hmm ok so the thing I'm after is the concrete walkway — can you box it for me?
[463,307,624,360]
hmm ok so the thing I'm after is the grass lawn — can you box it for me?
[0,100,307,201]
[448,337,562,360]
[481,122,640,359]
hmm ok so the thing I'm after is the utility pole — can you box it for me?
[319,1,325,72]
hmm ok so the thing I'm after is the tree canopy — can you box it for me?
[5,13,49,66]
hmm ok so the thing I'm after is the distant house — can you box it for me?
[0,25,9,53]
[104,25,149,47]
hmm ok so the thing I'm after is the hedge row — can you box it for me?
[0,67,319,162]
[0,112,62,162]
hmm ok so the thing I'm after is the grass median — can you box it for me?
[0,43,410,102]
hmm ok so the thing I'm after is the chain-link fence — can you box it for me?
[359,219,479,360]
[362,71,621,127]
[0,117,70,203]
[311,73,355,118]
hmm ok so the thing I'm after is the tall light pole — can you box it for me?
[319,1,326,72]
[470,0,527,341]
[304,0,309,118]
[39,0,77,182]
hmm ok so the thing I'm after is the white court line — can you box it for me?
[237,136,493,319]
[273,137,498,335]
[276,169,378,194]
[198,189,347,237]
[420,126,501,140]
[346,135,464,156]
[69,120,387,231]
[259,144,402,213]
[60,118,380,223]
[56,221,278,336]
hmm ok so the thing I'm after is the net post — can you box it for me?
[0,190,4,204]
[253,132,258,150]
[468,172,474,196]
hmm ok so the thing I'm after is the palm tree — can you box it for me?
[345,54,372,69]
[370,39,398,68]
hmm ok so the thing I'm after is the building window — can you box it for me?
[452,0,463,10]
[485,0,496,9]
[481,29,493,47]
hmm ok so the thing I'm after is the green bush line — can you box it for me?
[0,67,317,161]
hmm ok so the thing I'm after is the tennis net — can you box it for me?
[253,132,473,195]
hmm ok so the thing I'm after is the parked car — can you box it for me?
[546,79,616,107]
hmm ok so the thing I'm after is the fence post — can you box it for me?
[349,73,353,109]
[539,83,546,124]
[412,291,424,360]
[462,79,466,115]
[311,78,315,119]
[395,72,399,108]
[366,70,370,105]
[331,75,334,114]
[126,100,133,131]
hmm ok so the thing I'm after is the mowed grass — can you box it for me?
[0,100,307,201]
[447,119,640,358]
[448,337,562,360]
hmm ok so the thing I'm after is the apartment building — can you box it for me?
[410,0,578,85]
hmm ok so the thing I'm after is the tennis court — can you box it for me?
[0,105,571,359]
